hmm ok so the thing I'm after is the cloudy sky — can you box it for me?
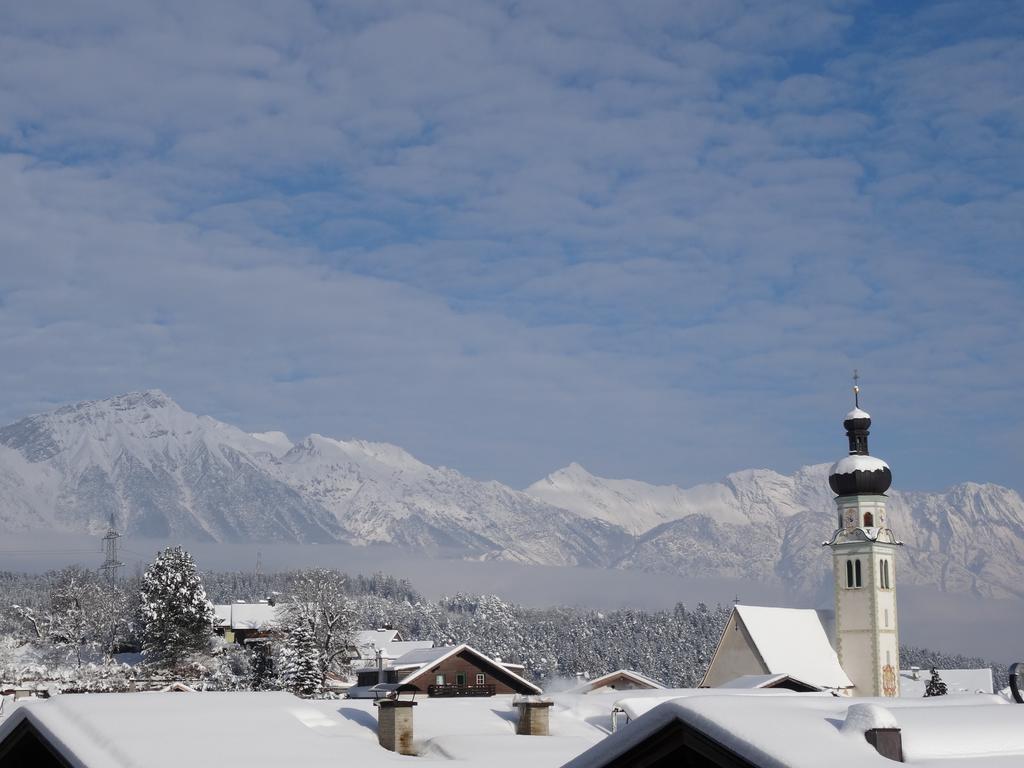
[1,0,1021,492]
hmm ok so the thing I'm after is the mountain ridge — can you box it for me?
[1,391,1021,600]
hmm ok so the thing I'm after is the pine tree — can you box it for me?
[279,623,322,697]
[139,547,215,669]
[248,641,277,691]
[924,667,948,697]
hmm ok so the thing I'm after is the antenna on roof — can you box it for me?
[852,369,861,408]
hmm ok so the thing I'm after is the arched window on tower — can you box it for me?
[863,511,874,527]
[846,560,854,588]
[855,559,863,588]
[880,559,890,589]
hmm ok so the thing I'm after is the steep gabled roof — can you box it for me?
[718,674,823,692]
[702,605,853,690]
[568,670,666,694]
[395,643,542,694]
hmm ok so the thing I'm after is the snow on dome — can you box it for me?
[830,454,888,476]
[844,407,871,421]
[841,703,899,735]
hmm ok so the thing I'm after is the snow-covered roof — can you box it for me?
[229,603,279,630]
[567,670,666,694]
[393,643,543,694]
[845,407,871,421]
[354,628,400,648]
[717,673,822,691]
[900,668,994,697]
[0,690,607,767]
[351,630,434,662]
[830,454,889,475]
[392,645,456,669]
[565,693,1021,768]
[731,605,853,690]
[212,603,280,630]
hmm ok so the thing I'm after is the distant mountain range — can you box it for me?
[1,391,1022,600]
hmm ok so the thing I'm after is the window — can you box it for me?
[863,511,874,527]
[884,609,889,628]
[456,672,467,686]
[476,673,485,686]
[846,560,854,588]
[855,559,863,588]
[435,674,445,686]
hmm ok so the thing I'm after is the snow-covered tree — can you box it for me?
[924,667,948,697]
[278,623,321,697]
[248,641,277,691]
[139,547,215,669]
[277,569,355,688]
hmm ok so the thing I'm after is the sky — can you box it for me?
[0,0,1021,493]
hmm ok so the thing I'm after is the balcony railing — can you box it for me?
[427,683,496,698]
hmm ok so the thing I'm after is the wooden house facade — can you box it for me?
[393,644,541,697]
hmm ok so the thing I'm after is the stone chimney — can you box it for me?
[375,700,417,755]
[513,696,554,736]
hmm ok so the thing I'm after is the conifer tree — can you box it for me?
[139,546,215,669]
[924,667,948,697]
[248,641,277,691]
[278,623,322,697]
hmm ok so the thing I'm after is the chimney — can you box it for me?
[375,700,417,755]
[376,648,385,686]
[843,704,903,762]
[513,696,554,736]
[865,729,904,762]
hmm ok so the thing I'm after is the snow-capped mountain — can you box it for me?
[0,391,1021,600]
[0,391,340,542]
[0,392,626,565]
[526,463,1024,600]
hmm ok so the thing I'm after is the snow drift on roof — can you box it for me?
[830,454,889,475]
[734,605,853,689]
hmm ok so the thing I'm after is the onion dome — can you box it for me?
[829,377,892,496]
[829,454,892,496]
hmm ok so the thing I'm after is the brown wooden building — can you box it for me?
[392,644,541,697]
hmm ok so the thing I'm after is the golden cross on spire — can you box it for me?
[852,369,860,408]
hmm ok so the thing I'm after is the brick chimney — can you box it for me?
[513,696,554,736]
[375,700,417,755]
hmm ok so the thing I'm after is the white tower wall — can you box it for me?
[830,496,900,698]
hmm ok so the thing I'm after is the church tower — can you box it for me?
[825,375,901,697]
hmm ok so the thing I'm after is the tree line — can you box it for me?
[0,551,1009,696]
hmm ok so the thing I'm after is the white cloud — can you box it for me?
[0,0,1020,491]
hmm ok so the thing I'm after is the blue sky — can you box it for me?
[0,0,1021,491]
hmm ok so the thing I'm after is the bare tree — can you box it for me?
[277,569,355,688]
